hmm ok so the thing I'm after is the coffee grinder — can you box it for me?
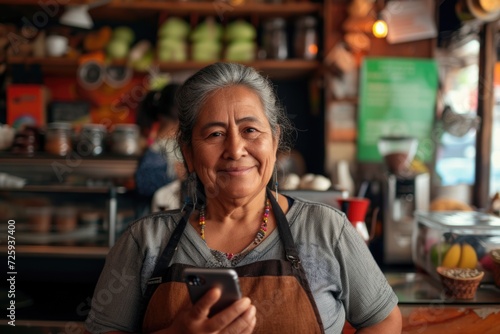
[378,136,430,265]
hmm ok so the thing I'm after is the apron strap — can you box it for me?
[144,209,190,298]
[267,189,326,333]
[267,188,302,268]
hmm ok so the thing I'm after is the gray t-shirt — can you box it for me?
[85,196,398,334]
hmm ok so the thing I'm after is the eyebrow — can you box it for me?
[200,116,263,131]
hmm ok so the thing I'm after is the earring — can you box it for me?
[274,166,279,199]
[181,172,198,212]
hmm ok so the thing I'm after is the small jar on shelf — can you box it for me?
[294,16,318,60]
[11,126,41,155]
[110,124,140,156]
[77,124,107,156]
[54,206,78,233]
[45,122,72,156]
[261,18,288,60]
[26,206,52,233]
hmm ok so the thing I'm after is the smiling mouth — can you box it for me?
[220,167,253,175]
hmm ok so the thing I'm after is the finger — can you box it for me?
[221,304,257,334]
[238,305,257,334]
[206,297,252,332]
[190,287,222,319]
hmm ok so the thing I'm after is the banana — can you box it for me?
[442,243,461,268]
[458,243,478,269]
[441,242,479,269]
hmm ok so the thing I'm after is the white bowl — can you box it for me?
[45,35,68,57]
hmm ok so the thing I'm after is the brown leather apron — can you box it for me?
[142,189,325,333]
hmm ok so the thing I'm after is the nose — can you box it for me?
[223,131,246,160]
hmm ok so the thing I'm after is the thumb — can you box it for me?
[190,287,221,319]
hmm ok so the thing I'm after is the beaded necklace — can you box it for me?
[199,198,270,263]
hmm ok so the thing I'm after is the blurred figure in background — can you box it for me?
[135,83,183,215]
[151,160,186,212]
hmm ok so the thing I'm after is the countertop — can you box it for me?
[2,271,499,333]
[387,272,500,333]
[386,272,500,305]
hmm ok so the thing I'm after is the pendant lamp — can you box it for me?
[59,0,112,29]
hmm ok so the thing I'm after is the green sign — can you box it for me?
[357,57,438,162]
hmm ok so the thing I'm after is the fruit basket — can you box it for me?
[412,211,500,284]
[436,267,484,300]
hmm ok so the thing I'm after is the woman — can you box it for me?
[85,63,401,333]
[135,83,183,213]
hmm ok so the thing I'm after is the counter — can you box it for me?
[2,271,499,333]
[388,272,500,304]
[390,272,500,333]
[342,272,500,333]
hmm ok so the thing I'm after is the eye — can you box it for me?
[242,127,261,139]
[208,131,223,138]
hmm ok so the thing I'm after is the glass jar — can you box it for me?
[54,206,77,233]
[111,124,140,156]
[262,18,288,60]
[294,16,318,60]
[11,131,36,155]
[26,206,52,233]
[77,124,107,156]
[45,122,72,156]
[11,126,42,155]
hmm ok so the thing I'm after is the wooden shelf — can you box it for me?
[0,0,323,20]
[0,152,138,180]
[0,0,90,4]
[1,185,127,194]
[7,56,320,79]
[157,59,321,79]
[6,245,109,258]
[103,1,323,18]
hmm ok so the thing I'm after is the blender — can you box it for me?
[378,136,418,176]
[378,136,430,265]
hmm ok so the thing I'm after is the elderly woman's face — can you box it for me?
[182,85,278,200]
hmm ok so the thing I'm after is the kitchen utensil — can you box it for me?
[378,136,418,175]
[337,197,374,242]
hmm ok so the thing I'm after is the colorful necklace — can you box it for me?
[199,198,270,261]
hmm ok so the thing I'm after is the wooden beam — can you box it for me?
[474,22,496,209]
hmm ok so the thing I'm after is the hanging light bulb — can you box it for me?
[372,13,388,38]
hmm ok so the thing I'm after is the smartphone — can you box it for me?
[183,267,242,317]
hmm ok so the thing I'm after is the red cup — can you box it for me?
[337,197,370,223]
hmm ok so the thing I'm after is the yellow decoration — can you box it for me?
[442,243,461,268]
[442,243,478,269]
[458,243,478,269]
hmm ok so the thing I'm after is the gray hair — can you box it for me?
[175,62,295,153]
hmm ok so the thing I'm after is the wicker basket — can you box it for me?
[437,267,484,300]
[490,249,500,289]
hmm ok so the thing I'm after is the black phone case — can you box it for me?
[183,267,242,317]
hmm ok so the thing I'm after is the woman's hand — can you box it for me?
[164,287,256,334]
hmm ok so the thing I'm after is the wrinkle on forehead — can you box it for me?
[196,86,267,125]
